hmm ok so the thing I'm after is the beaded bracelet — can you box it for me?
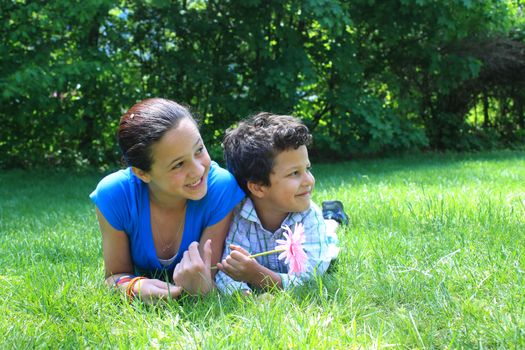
[114,274,135,287]
[125,276,146,301]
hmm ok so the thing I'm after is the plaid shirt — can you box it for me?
[215,197,338,294]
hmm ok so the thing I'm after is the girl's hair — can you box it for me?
[118,98,196,171]
[223,112,312,193]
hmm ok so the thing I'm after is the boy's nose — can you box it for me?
[303,171,315,187]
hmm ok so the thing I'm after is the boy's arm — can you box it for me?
[215,219,252,294]
[215,264,251,294]
[216,208,283,291]
[279,206,332,289]
[219,245,283,290]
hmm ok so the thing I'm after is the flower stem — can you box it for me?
[248,249,284,259]
[211,249,284,270]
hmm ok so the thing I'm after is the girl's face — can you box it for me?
[137,118,211,202]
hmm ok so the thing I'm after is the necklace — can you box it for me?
[152,203,187,254]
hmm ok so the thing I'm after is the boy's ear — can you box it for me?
[131,166,151,183]
[246,181,267,198]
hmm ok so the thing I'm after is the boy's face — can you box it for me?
[259,145,315,213]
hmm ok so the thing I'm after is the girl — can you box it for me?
[90,98,244,303]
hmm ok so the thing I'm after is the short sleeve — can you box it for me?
[204,163,245,227]
[89,169,133,232]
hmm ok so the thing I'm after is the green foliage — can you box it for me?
[0,0,129,168]
[1,0,523,168]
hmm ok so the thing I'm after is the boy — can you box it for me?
[215,112,348,294]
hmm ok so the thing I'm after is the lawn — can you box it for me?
[1,151,524,348]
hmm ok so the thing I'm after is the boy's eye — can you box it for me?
[172,162,183,170]
[289,171,299,177]
[195,146,204,155]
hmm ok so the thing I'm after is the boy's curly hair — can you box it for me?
[223,112,312,193]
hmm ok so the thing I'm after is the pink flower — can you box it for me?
[276,223,308,276]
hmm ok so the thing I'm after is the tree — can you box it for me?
[1,0,523,168]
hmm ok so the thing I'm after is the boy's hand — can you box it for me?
[217,244,261,284]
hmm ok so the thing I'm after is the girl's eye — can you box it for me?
[172,162,183,170]
[289,171,299,177]
[195,146,204,155]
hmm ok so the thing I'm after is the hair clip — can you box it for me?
[129,113,135,119]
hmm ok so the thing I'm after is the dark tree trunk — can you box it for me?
[482,91,491,129]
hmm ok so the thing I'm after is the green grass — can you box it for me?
[1,150,524,348]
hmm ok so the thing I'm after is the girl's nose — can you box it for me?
[189,158,205,177]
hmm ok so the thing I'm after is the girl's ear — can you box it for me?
[246,181,268,199]
[131,167,151,183]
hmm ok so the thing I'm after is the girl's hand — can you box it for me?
[128,278,182,305]
[172,240,213,295]
[216,244,262,284]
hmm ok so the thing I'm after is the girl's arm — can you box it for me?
[95,208,182,303]
[96,208,134,281]
[172,211,234,295]
[199,211,234,278]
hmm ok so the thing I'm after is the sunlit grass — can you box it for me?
[1,151,524,348]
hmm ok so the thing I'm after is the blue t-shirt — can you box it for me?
[90,162,245,277]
